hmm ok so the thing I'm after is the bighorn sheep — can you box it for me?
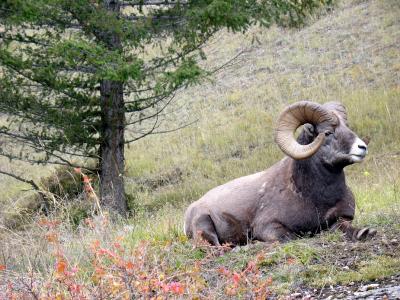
[184,101,375,245]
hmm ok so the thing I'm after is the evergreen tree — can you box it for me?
[0,0,331,214]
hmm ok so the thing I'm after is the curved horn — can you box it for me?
[323,101,348,123]
[274,101,338,160]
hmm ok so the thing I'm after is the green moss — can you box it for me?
[258,241,321,268]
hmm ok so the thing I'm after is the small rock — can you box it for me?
[366,283,380,290]
[349,281,355,286]
[231,246,241,253]
[290,292,302,298]
[359,283,380,292]
[382,238,389,245]
[336,293,345,298]
[390,238,398,245]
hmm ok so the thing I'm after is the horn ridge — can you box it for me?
[274,101,336,160]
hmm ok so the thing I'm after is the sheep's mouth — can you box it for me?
[350,154,366,162]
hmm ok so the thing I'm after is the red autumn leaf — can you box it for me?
[56,260,67,274]
[125,261,135,270]
[169,282,184,295]
[218,267,230,276]
[84,185,93,193]
[70,283,81,294]
[232,272,241,285]
[83,175,91,183]
[225,285,238,296]
[246,261,256,272]
[94,267,105,277]
[97,248,107,255]
[286,257,296,265]
[38,218,48,226]
[161,283,170,293]
[141,285,150,293]
[97,248,117,259]
[0,265,6,271]
[39,219,60,229]
[45,232,59,243]
[91,240,100,250]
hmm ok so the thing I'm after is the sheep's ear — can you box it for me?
[297,123,316,145]
[303,123,315,137]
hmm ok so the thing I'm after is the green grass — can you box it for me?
[1,0,400,297]
[316,256,400,286]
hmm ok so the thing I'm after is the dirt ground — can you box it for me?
[285,275,400,299]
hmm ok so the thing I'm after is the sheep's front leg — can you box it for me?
[331,218,377,241]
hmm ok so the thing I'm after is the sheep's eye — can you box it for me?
[325,131,334,136]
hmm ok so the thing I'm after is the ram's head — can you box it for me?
[274,101,367,167]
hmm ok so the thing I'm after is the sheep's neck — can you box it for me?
[291,158,347,207]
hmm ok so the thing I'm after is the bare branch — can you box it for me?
[125,92,175,126]
[0,169,40,191]
[209,49,247,75]
[125,113,160,144]
[125,118,197,144]
[0,151,97,172]
[124,92,167,105]
[149,118,198,134]
[0,129,97,159]
[120,0,187,7]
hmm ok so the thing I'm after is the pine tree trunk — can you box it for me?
[99,80,127,215]
[97,0,127,215]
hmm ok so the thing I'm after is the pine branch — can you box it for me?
[2,61,90,103]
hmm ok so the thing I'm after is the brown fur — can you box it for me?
[184,104,376,246]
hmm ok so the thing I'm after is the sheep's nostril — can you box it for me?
[358,145,367,151]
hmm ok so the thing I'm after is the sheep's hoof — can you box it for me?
[356,227,377,241]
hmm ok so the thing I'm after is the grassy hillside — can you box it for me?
[1,0,399,298]
[123,0,400,219]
